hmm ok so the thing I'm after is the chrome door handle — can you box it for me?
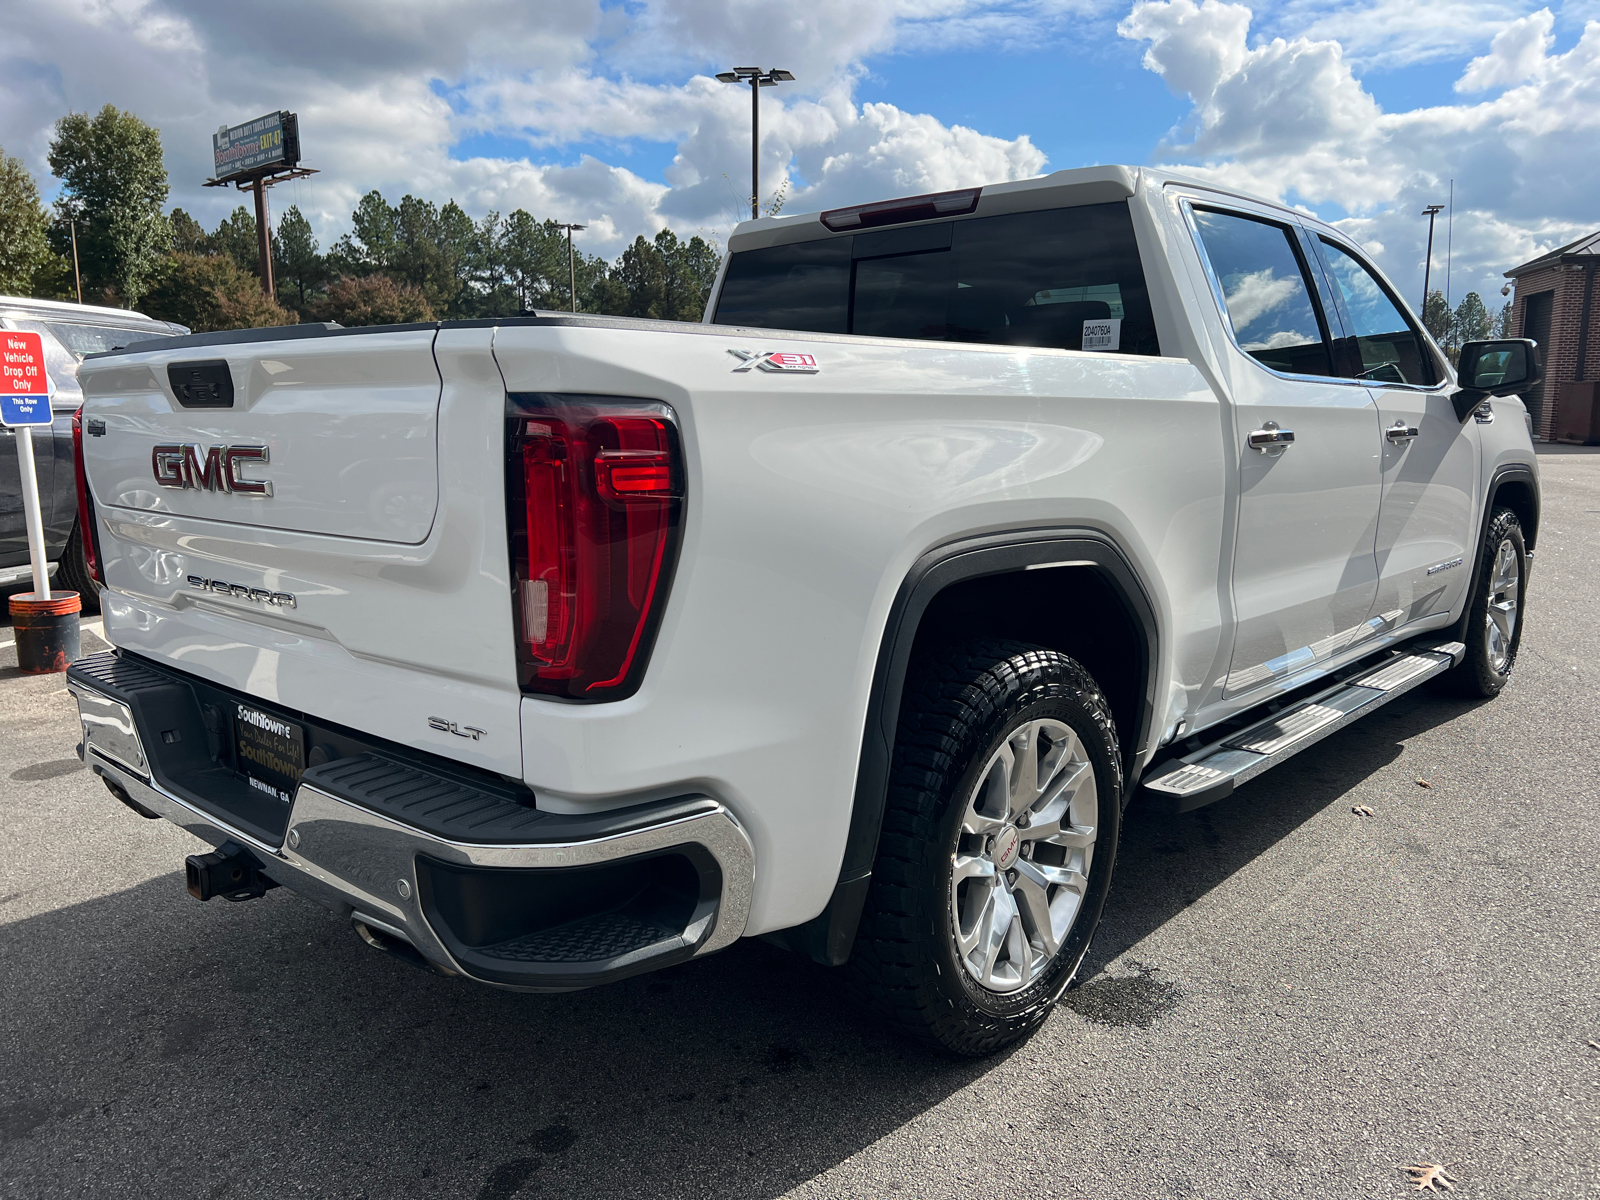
[1247,427,1295,451]
[1385,422,1420,443]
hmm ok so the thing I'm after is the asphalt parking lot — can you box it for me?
[2,445,1596,1199]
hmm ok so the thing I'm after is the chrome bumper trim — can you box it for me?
[67,682,150,780]
[72,690,755,986]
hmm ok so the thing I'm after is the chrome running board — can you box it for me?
[1141,642,1466,814]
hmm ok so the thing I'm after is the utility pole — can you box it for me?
[1421,204,1444,318]
[1445,180,1454,309]
[554,223,585,311]
[69,219,83,304]
[715,67,795,220]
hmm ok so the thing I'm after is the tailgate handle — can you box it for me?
[167,361,234,409]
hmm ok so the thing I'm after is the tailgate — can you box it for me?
[76,326,524,780]
[83,328,441,543]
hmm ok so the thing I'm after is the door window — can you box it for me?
[1315,239,1436,386]
[1190,209,1333,377]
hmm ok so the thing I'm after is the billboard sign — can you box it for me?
[211,111,300,182]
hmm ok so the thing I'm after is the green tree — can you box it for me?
[1454,292,1492,347]
[142,252,297,332]
[209,206,259,275]
[329,190,398,274]
[169,208,208,254]
[313,274,434,326]
[0,148,51,295]
[1493,301,1512,338]
[47,105,171,307]
[501,209,556,309]
[467,210,521,315]
[602,229,722,321]
[273,205,327,311]
[1422,289,1452,346]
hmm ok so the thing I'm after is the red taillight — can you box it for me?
[71,407,102,584]
[506,396,683,700]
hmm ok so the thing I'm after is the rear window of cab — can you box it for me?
[712,202,1160,357]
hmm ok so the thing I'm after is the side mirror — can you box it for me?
[1453,338,1543,421]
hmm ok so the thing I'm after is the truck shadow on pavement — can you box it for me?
[0,688,1480,1200]
[1086,685,1487,979]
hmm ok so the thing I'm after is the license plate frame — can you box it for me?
[232,702,307,805]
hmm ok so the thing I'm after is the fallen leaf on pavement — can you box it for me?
[1403,1161,1456,1192]
[1352,805,1375,816]
[1415,779,1432,789]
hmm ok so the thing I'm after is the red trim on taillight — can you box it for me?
[506,396,683,700]
[71,407,102,584]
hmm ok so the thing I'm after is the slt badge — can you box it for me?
[727,349,819,374]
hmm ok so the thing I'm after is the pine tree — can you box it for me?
[1422,290,1452,346]
[273,206,326,311]
[209,207,259,275]
[1454,292,1491,346]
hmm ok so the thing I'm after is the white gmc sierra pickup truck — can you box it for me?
[67,166,1541,1055]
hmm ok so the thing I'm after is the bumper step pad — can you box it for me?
[1141,643,1464,814]
[303,753,713,846]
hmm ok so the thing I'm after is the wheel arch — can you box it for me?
[1486,463,1539,552]
[773,528,1160,966]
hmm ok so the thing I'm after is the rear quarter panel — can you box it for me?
[494,323,1227,933]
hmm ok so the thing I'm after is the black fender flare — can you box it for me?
[1481,462,1540,551]
[774,528,1160,966]
[1444,462,1540,641]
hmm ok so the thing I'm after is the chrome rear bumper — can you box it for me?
[68,664,754,990]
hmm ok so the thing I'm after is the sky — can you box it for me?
[3,0,1599,309]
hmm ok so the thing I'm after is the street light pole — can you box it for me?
[715,67,795,220]
[69,219,83,304]
[1421,204,1444,320]
[554,223,586,312]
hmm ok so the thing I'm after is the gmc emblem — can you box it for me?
[152,444,273,496]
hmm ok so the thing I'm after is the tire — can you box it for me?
[1440,507,1525,698]
[55,521,100,614]
[849,639,1123,1056]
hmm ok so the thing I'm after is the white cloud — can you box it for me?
[1119,0,1600,304]
[0,0,1053,259]
[1456,6,1556,90]
[3,0,1594,306]
[1224,269,1304,328]
[1264,1,1536,70]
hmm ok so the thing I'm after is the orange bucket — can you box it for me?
[9,591,82,674]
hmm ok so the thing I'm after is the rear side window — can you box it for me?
[710,239,851,334]
[1190,208,1332,377]
[1316,239,1436,386]
[713,202,1160,356]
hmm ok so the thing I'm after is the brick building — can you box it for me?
[1505,229,1600,441]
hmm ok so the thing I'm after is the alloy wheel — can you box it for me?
[950,718,1098,994]
[1485,537,1520,674]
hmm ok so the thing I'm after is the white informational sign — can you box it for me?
[1081,318,1121,353]
[2,330,54,598]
